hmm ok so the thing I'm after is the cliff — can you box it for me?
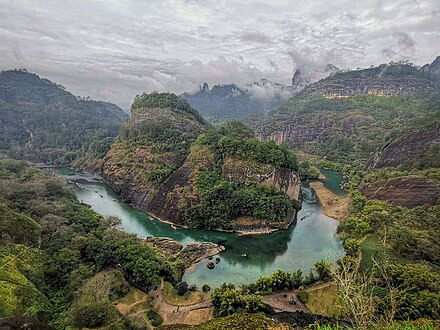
[301,75,437,99]
[104,106,302,232]
[361,176,440,208]
[365,123,440,169]
[221,157,302,230]
[257,59,440,163]
[103,93,207,217]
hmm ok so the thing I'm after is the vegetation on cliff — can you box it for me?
[104,93,301,231]
[0,69,128,166]
[332,161,440,321]
[183,122,299,230]
[0,157,180,329]
[257,60,440,163]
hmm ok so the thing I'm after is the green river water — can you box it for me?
[57,168,345,288]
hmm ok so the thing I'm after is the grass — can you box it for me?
[116,287,148,305]
[115,286,152,317]
[313,321,439,330]
[128,300,152,314]
[358,234,407,273]
[305,283,340,317]
[162,282,209,306]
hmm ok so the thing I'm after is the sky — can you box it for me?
[0,0,439,109]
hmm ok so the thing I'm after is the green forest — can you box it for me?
[0,70,128,166]
[0,157,182,329]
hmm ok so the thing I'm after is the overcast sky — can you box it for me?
[1,0,439,109]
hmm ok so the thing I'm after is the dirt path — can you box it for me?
[305,282,335,293]
[262,290,311,313]
[152,279,213,326]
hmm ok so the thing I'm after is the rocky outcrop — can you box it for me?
[258,110,374,147]
[103,96,207,218]
[257,59,440,163]
[104,93,302,232]
[262,167,302,208]
[365,123,440,169]
[145,237,225,269]
[147,166,194,225]
[360,176,440,208]
[302,76,437,99]
[221,157,302,230]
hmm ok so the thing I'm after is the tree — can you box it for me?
[314,259,332,281]
[176,281,189,296]
[202,284,211,293]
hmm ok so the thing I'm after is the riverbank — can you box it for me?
[308,181,351,221]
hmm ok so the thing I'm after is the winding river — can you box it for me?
[57,168,345,288]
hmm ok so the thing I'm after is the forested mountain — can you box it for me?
[0,69,128,166]
[182,64,340,124]
[103,92,302,231]
[257,58,440,163]
[182,81,290,123]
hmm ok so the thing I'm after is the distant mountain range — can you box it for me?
[182,64,340,123]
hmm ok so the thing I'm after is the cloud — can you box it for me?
[0,0,439,108]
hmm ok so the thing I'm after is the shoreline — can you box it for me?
[56,165,299,237]
[308,181,351,221]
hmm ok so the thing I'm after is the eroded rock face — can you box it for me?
[103,104,207,218]
[302,76,437,99]
[221,157,302,230]
[361,177,440,208]
[365,123,440,169]
[145,237,224,269]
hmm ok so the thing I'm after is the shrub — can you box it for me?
[298,291,309,304]
[146,310,163,326]
[176,281,189,296]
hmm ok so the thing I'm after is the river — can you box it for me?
[56,167,345,288]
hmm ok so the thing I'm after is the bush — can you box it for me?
[176,281,189,296]
[202,284,211,293]
[298,291,309,304]
[70,300,116,328]
[146,310,163,326]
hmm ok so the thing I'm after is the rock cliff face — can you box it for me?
[221,158,302,230]
[361,177,440,208]
[257,59,440,163]
[102,93,207,218]
[103,94,302,232]
[365,123,440,169]
[302,76,437,99]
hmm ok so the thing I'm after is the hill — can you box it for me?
[182,81,290,123]
[0,69,128,166]
[182,65,340,124]
[257,59,440,163]
[103,93,302,232]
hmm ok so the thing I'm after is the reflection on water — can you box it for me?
[57,167,345,287]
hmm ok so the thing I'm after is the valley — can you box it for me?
[1,57,440,330]
[56,166,345,288]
